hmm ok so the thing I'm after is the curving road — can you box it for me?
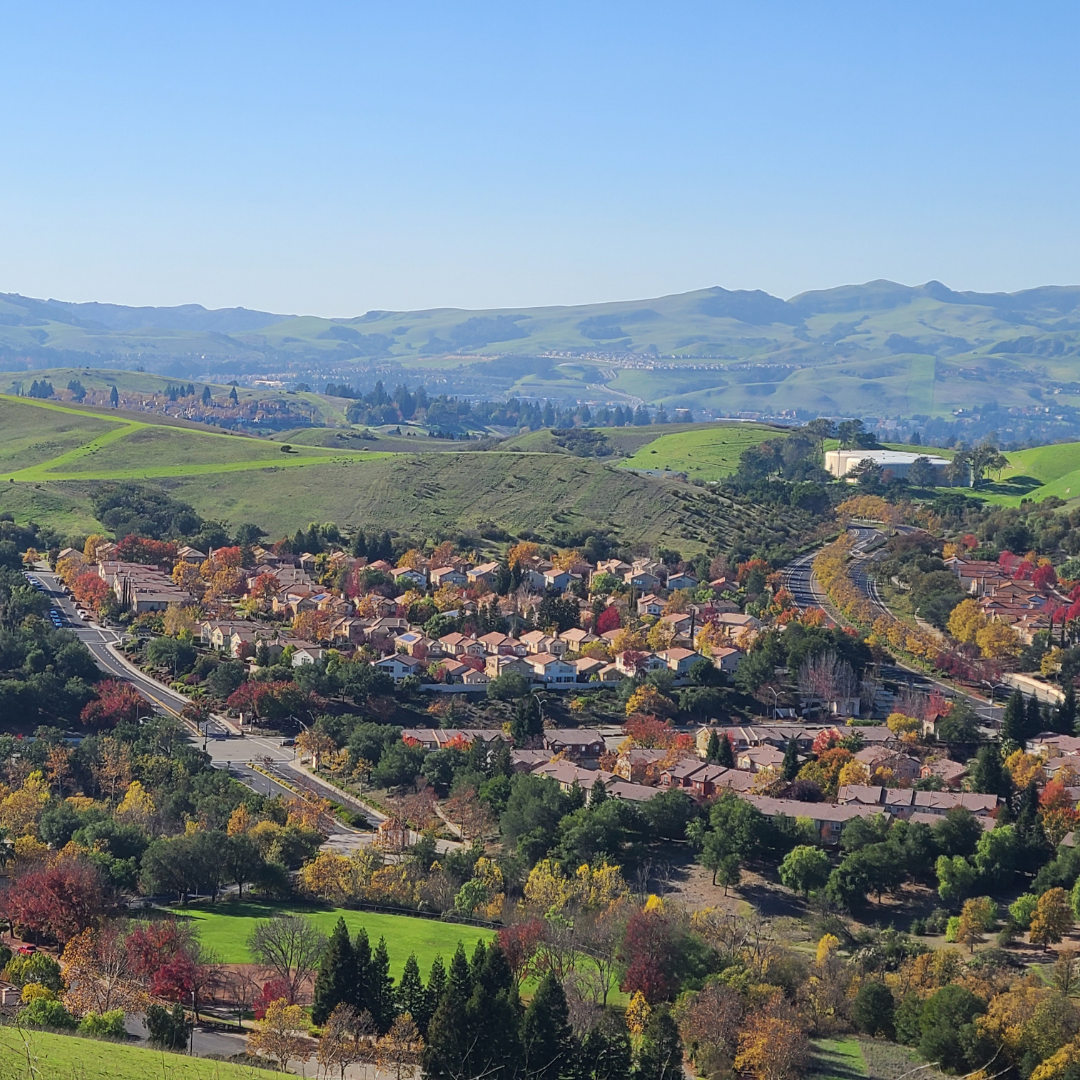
[28,568,376,847]
[781,528,1003,727]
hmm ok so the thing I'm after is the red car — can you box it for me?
[17,945,36,956]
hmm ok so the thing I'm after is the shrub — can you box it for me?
[944,916,960,942]
[79,1009,126,1037]
[20,996,78,1029]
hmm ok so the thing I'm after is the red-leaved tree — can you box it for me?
[497,919,545,985]
[619,908,679,1004]
[595,606,621,635]
[2,857,113,946]
[116,536,178,566]
[72,572,110,611]
[253,977,295,1017]
[79,679,143,729]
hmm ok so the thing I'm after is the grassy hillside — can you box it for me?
[7,282,1080,418]
[0,1025,270,1080]
[0,395,783,553]
[617,423,781,480]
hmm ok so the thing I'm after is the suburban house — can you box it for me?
[520,631,568,657]
[466,561,500,586]
[542,728,606,759]
[525,653,578,684]
[655,647,705,676]
[390,566,427,588]
[376,654,427,683]
[637,594,665,617]
[429,565,468,588]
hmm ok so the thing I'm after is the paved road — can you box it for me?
[27,568,374,850]
[781,528,1004,728]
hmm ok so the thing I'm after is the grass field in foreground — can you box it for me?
[616,423,779,480]
[170,902,493,976]
[0,1025,270,1080]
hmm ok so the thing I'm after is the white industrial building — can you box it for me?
[824,449,953,483]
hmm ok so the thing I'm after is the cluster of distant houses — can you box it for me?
[945,555,1059,644]
[61,542,752,688]
[395,721,1005,846]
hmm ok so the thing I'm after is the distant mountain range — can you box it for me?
[4,281,1080,423]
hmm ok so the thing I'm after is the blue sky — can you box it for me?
[0,2,1077,315]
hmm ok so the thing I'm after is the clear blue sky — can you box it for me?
[1,2,1077,315]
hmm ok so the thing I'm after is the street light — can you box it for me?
[765,686,779,721]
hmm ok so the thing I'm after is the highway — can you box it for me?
[780,527,1003,728]
[28,568,375,849]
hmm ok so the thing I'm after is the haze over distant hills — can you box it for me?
[4,280,1080,421]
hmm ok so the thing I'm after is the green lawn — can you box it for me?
[0,1025,271,1080]
[616,422,780,480]
[808,1037,869,1080]
[170,901,493,976]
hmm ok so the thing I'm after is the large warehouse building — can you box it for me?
[824,449,954,483]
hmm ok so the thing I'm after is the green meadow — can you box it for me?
[169,901,493,976]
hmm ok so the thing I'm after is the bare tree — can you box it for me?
[798,651,857,711]
[575,904,627,1006]
[247,914,327,1005]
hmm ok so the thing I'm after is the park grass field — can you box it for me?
[0,1025,271,1080]
[616,422,781,480]
[170,902,493,976]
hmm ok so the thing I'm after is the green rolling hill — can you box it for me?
[5,281,1080,419]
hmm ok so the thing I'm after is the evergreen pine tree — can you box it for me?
[1001,688,1027,748]
[423,945,473,1080]
[255,640,271,668]
[1026,693,1045,739]
[581,1016,633,1080]
[367,936,396,1033]
[464,944,521,1080]
[970,745,1011,799]
[352,926,371,1014]
[635,1008,684,1080]
[521,971,575,1080]
[1059,685,1078,735]
[425,954,447,1026]
[312,917,355,1026]
[782,737,800,781]
[397,953,430,1037]
[588,777,608,808]
[351,530,368,558]
[109,385,119,407]
[705,731,721,763]
[1015,779,1050,873]
[716,733,735,768]
[469,937,489,984]
[229,386,239,404]
[201,385,212,405]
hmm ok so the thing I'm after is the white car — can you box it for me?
[78,610,91,621]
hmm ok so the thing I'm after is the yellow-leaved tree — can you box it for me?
[247,998,310,1072]
[947,598,987,645]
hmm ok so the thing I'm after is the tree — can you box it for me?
[715,855,742,896]
[79,680,143,730]
[247,914,327,1005]
[4,856,113,946]
[318,1002,366,1080]
[936,854,978,906]
[313,917,357,1025]
[1030,888,1074,948]
[716,733,735,768]
[852,982,895,1038]
[247,997,309,1072]
[779,845,831,897]
[955,896,996,953]
[781,738,800,781]
[735,1014,808,1080]
[61,933,147,1026]
[970,745,1011,798]
[705,730,721,763]
[376,1012,425,1080]
[368,935,396,1033]
[396,954,430,1037]
[521,971,575,1080]
[636,1007,685,1080]
[917,985,986,1074]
